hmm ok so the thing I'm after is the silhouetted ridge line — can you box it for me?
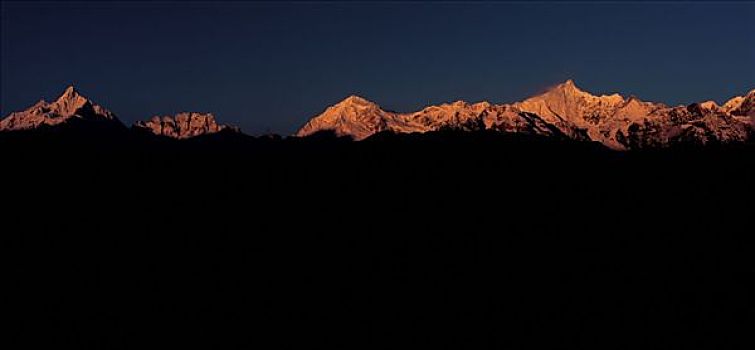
[3,82,753,149]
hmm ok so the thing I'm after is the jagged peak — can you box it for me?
[339,95,375,106]
[175,111,215,118]
[534,79,591,99]
[549,80,633,106]
[145,112,217,123]
[320,95,382,114]
[53,85,91,114]
[0,85,119,131]
[555,79,580,91]
[135,111,237,139]
[58,85,83,101]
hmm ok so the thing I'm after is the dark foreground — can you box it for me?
[3,129,754,349]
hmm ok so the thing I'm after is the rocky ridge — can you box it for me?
[133,112,238,139]
[1,87,239,139]
[296,80,754,150]
[3,83,752,148]
[0,86,121,131]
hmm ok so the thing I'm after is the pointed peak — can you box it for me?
[557,79,582,91]
[48,85,99,118]
[56,85,86,103]
[343,95,371,103]
[529,79,591,100]
[336,95,377,107]
[62,85,78,97]
[537,79,586,97]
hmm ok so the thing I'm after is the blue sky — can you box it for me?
[2,2,753,134]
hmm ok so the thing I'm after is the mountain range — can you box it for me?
[0,86,236,139]
[297,80,754,150]
[2,81,753,149]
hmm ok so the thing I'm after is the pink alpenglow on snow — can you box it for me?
[296,80,754,150]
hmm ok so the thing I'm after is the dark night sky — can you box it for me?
[2,1,754,135]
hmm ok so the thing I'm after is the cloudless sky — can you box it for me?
[2,1,754,135]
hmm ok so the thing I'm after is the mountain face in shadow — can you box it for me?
[4,113,755,349]
[3,120,753,349]
[2,84,754,348]
[297,80,754,150]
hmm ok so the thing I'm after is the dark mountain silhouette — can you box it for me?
[3,86,754,349]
